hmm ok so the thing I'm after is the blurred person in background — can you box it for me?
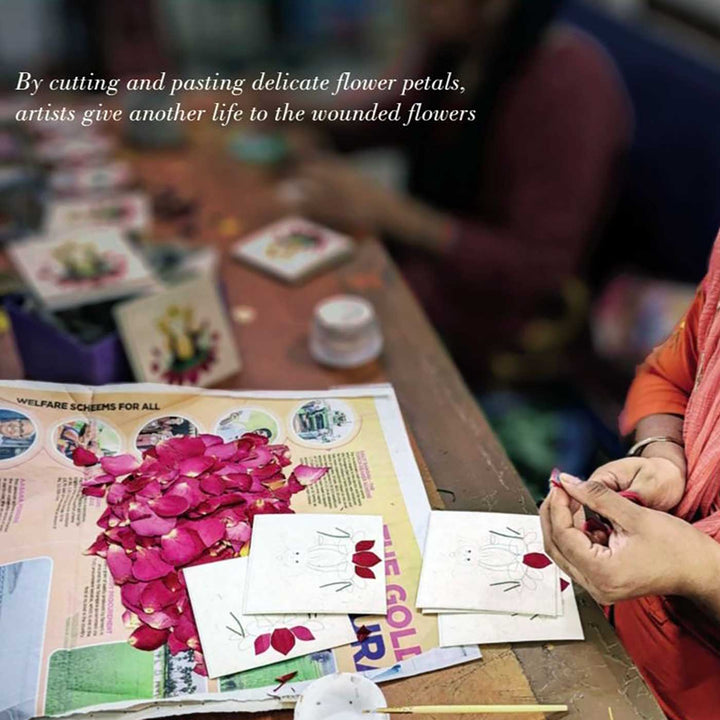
[285,0,631,385]
[541,229,720,720]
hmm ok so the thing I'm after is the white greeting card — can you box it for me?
[8,227,158,310]
[114,275,241,387]
[232,217,353,283]
[244,514,386,615]
[416,512,559,617]
[44,192,151,235]
[438,572,583,647]
[184,557,357,678]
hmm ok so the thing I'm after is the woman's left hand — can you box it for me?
[540,475,719,605]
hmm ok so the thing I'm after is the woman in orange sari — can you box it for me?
[541,231,720,720]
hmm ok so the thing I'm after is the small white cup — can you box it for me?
[310,295,383,369]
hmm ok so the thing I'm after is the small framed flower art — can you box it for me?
[114,275,242,387]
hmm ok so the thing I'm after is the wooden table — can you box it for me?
[0,124,664,719]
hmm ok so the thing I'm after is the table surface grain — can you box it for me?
[0,124,664,720]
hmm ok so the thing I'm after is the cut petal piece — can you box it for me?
[352,551,381,568]
[290,626,315,642]
[270,628,296,655]
[355,540,375,552]
[254,633,271,655]
[355,566,375,579]
[522,552,553,569]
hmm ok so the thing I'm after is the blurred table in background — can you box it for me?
[0,124,663,719]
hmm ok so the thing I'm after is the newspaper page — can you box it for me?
[0,381,479,720]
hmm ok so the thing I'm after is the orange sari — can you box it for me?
[618,231,720,719]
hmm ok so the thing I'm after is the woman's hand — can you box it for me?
[585,453,686,512]
[279,158,455,251]
[540,475,720,606]
[278,159,394,235]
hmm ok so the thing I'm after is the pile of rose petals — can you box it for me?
[75,432,328,675]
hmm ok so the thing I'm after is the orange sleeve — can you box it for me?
[619,286,704,435]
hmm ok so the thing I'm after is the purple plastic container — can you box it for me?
[5,295,132,384]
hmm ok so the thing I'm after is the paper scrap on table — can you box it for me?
[416,511,559,617]
[232,216,353,283]
[7,226,158,311]
[438,572,584,647]
[184,557,356,678]
[244,513,387,615]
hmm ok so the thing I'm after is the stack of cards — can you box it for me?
[415,511,583,647]
[184,513,386,678]
[232,217,353,283]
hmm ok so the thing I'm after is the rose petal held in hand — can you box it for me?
[75,431,328,675]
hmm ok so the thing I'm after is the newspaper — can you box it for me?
[0,381,480,720]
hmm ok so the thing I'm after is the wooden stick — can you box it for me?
[364,705,568,715]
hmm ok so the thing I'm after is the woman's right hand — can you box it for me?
[584,452,686,512]
[540,476,719,606]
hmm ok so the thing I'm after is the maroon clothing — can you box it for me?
[335,26,632,382]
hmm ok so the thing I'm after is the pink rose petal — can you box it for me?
[178,455,215,478]
[129,624,169,651]
[101,454,140,477]
[130,512,177,537]
[141,579,177,613]
[106,545,133,584]
[160,528,206,565]
[150,494,190,517]
[199,474,226,496]
[73,446,99,467]
[291,464,329,486]
[192,517,226,547]
[132,547,174,581]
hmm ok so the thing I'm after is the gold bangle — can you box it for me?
[627,436,684,457]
